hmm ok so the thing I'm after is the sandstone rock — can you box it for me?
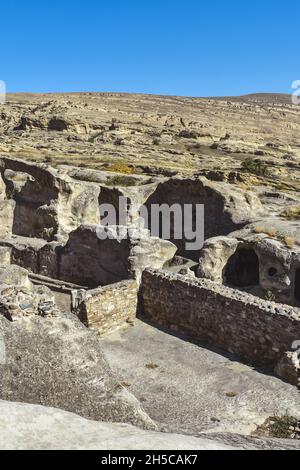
[59,225,177,287]
[197,236,239,282]
[197,224,300,305]
[0,400,239,450]
[275,349,300,387]
[0,313,155,429]
[0,157,100,241]
[144,177,263,260]
[0,264,31,289]
[0,172,15,238]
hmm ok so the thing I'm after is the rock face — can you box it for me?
[0,400,239,450]
[0,167,15,238]
[197,224,300,306]
[0,312,154,429]
[0,157,100,241]
[144,177,263,260]
[60,225,177,287]
[275,349,300,387]
[1,400,300,450]
[198,236,239,282]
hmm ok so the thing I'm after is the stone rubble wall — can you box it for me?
[139,269,300,384]
[76,280,138,336]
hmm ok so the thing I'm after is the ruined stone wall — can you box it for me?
[140,269,300,376]
[76,280,138,336]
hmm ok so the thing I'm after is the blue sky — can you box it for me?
[1,0,299,96]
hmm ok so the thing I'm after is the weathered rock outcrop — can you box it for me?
[0,170,15,238]
[197,223,300,306]
[0,400,239,450]
[2,400,300,450]
[144,177,263,260]
[60,225,177,287]
[275,348,300,387]
[0,312,154,429]
[0,157,100,241]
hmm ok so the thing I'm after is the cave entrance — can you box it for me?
[224,248,259,288]
[294,268,300,303]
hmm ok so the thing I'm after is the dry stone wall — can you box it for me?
[139,269,300,384]
[76,280,138,336]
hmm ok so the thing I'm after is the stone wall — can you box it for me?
[139,269,300,383]
[76,280,138,336]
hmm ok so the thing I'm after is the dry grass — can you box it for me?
[106,163,134,174]
[145,363,159,370]
[281,236,296,248]
[281,205,300,221]
[120,381,132,388]
[253,226,296,248]
[253,226,278,237]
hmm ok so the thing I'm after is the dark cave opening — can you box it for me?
[224,248,260,288]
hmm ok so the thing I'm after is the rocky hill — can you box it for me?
[0,92,299,188]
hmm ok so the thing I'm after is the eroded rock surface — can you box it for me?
[0,311,154,430]
[0,400,239,450]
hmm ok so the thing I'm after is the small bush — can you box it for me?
[210,142,219,149]
[106,175,137,187]
[241,157,269,177]
[265,290,276,302]
[255,415,300,439]
[107,163,133,174]
[177,129,199,139]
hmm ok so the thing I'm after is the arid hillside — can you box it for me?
[0,92,299,186]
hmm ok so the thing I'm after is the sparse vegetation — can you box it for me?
[210,142,219,149]
[106,163,134,174]
[187,142,202,151]
[225,392,238,398]
[265,290,276,302]
[177,129,199,139]
[255,415,300,440]
[145,363,159,370]
[281,236,296,249]
[106,175,138,187]
[241,157,269,177]
[253,226,296,248]
[253,226,277,237]
[120,381,132,388]
[281,205,300,221]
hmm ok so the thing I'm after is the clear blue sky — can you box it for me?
[1,0,299,96]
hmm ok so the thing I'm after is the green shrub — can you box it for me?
[241,157,269,177]
[106,175,138,187]
[268,416,299,439]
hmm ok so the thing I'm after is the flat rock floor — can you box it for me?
[100,320,300,437]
